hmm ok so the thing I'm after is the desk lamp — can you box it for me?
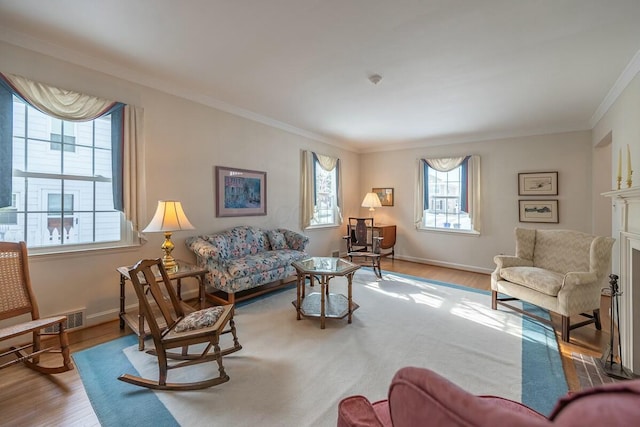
[143,200,194,272]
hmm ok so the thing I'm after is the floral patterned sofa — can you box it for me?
[186,226,309,304]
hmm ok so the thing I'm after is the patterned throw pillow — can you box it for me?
[266,230,288,250]
[174,306,225,332]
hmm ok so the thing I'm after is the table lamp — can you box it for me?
[143,200,194,272]
[361,192,382,223]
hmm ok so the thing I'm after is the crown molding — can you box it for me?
[0,28,358,152]
[590,48,640,128]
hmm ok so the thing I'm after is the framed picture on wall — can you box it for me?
[215,166,267,217]
[518,172,558,196]
[373,187,394,206]
[518,200,559,223]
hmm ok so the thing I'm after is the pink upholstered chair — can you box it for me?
[337,367,640,427]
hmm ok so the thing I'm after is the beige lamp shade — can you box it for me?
[361,192,382,211]
[143,201,194,272]
[143,200,195,232]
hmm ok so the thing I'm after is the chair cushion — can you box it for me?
[500,266,564,296]
[174,306,225,332]
[266,229,288,250]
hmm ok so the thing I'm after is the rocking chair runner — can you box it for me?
[344,217,383,279]
[118,258,242,391]
[0,241,73,374]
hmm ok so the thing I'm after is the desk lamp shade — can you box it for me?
[361,192,382,212]
[143,200,195,272]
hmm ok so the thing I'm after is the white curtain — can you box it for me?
[123,105,146,236]
[301,151,315,229]
[3,73,146,236]
[2,73,116,120]
[424,156,466,172]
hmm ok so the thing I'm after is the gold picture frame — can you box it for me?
[372,187,394,206]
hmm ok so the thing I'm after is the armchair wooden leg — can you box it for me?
[561,316,570,342]
[593,309,602,330]
[491,291,497,310]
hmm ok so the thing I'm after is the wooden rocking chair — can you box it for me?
[0,241,73,374]
[118,258,242,391]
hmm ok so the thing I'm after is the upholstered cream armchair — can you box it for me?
[492,228,615,342]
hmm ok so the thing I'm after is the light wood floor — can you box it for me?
[0,259,609,426]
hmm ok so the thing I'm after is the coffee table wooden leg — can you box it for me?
[348,272,355,324]
[296,274,302,320]
[320,278,326,329]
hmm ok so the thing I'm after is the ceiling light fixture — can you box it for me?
[368,74,382,85]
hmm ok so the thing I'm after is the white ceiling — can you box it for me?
[1,0,640,152]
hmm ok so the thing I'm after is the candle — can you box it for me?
[628,144,632,178]
[618,148,622,179]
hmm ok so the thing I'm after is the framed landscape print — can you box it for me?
[215,166,267,217]
[518,172,558,196]
[519,200,559,223]
[373,187,394,206]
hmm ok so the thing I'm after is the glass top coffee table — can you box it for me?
[291,257,361,329]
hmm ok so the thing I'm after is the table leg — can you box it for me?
[119,274,126,329]
[347,272,354,324]
[320,276,326,329]
[296,273,302,320]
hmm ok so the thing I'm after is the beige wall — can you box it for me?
[360,131,595,273]
[592,71,640,273]
[2,39,629,327]
[0,41,359,326]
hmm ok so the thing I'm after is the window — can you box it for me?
[3,97,122,248]
[310,158,338,226]
[0,194,17,226]
[301,151,342,228]
[0,72,144,253]
[417,156,480,233]
[49,117,76,152]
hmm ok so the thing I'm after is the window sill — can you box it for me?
[28,240,143,259]
[305,223,341,231]
[416,226,480,236]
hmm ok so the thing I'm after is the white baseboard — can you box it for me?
[392,254,493,275]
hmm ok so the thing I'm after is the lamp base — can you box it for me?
[161,232,178,273]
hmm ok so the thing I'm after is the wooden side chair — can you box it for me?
[344,217,382,279]
[118,258,242,391]
[0,241,73,374]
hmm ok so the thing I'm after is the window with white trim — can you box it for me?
[417,156,481,233]
[2,96,122,247]
[310,158,339,226]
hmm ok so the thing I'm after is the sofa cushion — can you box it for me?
[500,266,564,296]
[226,249,307,278]
[266,230,288,250]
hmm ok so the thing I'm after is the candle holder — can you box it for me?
[627,170,633,188]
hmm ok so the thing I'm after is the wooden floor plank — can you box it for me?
[0,259,608,425]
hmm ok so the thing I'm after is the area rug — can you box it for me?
[74,269,567,426]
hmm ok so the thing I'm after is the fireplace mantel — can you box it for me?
[603,186,640,373]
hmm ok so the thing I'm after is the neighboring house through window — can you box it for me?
[0,72,145,252]
[416,155,481,234]
[301,150,343,228]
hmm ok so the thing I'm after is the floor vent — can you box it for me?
[44,310,85,333]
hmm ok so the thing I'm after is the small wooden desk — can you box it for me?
[373,224,396,258]
[117,260,208,350]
